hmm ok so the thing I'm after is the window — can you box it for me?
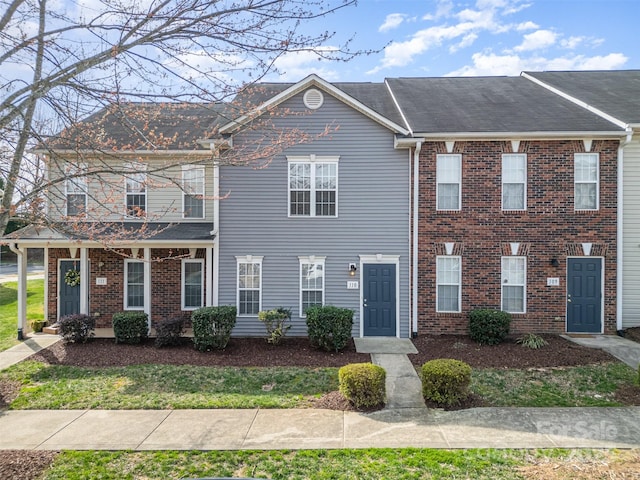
[575,153,599,210]
[501,256,526,313]
[65,163,87,216]
[300,256,325,315]
[502,154,526,210]
[436,154,461,210]
[125,260,145,310]
[436,256,461,312]
[182,259,204,310]
[182,165,205,218]
[124,163,146,218]
[288,156,338,217]
[237,256,263,316]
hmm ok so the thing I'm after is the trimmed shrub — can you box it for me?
[258,307,292,345]
[421,359,472,406]
[339,363,386,409]
[112,311,149,344]
[468,308,511,345]
[516,333,548,349]
[154,317,185,348]
[58,314,95,344]
[192,306,237,351]
[305,305,353,352]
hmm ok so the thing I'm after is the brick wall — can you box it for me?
[417,139,618,335]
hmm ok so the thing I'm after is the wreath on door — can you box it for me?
[64,269,80,287]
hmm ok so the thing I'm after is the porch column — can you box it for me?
[206,247,213,306]
[11,245,27,339]
[43,247,49,324]
[143,248,151,328]
[79,247,89,314]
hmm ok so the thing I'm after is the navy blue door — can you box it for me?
[567,258,602,333]
[59,260,81,318]
[363,264,396,336]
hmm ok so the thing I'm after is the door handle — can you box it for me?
[363,298,367,307]
[567,294,572,303]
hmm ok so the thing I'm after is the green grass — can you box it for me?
[0,279,45,351]
[472,362,638,407]
[38,448,620,479]
[2,361,339,409]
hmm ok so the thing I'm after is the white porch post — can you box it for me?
[43,247,49,324]
[9,244,27,339]
[79,247,89,314]
[206,247,213,306]
[143,248,151,328]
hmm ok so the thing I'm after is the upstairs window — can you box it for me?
[288,156,338,217]
[65,163,87,216]
[501,256,526,313]
[237,256,262,316]
[436,154,461,210]
[575,153,599,210]
[182,165,205,219]
[124,163,147,218]
[502,154,526,210]
[299,256,325,316]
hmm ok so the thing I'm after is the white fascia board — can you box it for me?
[413,131,627,140]
[218,74,410,136]
[6,239,214,249]
[33,149,212,158]
[395,136,426,149]
[384,78,413,135]
[521,72,629,130]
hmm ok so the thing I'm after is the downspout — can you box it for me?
[9,243,26,340]
[412,141,422,337]
[617,128,633,332]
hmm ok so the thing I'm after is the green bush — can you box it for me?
[58,314,95,343]
[154,317,185,348]
[421,359,472,406]
[339,363,386,409]
[468,308,511,345]
[258,307,291,345]
[112,311,149,344]
[192,306,237,351]
[516,333,548,349]
[305,305,353,352]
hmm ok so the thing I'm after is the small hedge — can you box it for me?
[258,307,291,345]
[339,363,386,409]
[154,317,185,348]
[58,314,95,344]
[306,305,354,352]
[468,308,512,345]
[421,359,472,406]
[192,306,237,351]
[112,311,149,344]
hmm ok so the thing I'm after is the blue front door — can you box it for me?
[59,260,81,318]
[567,258,602,333]
[363,263,396,337]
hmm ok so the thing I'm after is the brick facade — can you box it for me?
[417,139,618,335]
[48,247,206,328]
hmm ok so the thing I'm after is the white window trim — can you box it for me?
[64,163,87,216]
[298,256,326,317]
[124,259,145,311]
[436,255,462,313]
[501,256,527,314]
[287,155,339,218]
[574,153,600,211]
[182,164,206,219]
[236,255,263,317]
[501,153,527,211]
[436,154,462,211]
[124,162,147,219]
[182,258,204,311]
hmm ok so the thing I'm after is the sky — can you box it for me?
[268,0,639,82]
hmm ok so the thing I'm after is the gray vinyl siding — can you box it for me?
[622,138,640,328]
[218,91,411,337]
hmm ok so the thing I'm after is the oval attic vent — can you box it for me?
[303,89,324,110]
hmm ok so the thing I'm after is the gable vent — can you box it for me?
[303,89,324,110]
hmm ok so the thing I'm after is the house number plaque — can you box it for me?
[347,281,359,289]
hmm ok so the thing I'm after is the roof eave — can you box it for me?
[412,131,627,141]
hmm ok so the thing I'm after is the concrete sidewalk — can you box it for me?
[0,335,60,371]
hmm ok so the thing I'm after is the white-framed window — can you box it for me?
[436,154,461,210]
[124,162,147,218]
[124,260,145,310]
[65,163,87,216]
[236,256,263,316]
[501,256,526,313]
[182,259,204,310]
[288,155,338,217]
[182,165,205,219]
[575,153,599,210]
[502,154,526,210]
[299,256,325,316]
[436,256,461,312]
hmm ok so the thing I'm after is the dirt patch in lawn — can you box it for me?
[0,450,58,480]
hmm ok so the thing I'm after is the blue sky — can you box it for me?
[268,0,638,82]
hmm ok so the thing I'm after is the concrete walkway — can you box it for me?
[563,334,640,370]
[0,334,60,371]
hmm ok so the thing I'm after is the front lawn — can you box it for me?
[0,279,45,352]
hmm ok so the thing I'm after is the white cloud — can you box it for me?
[450,33,479,53]
[516,21,538,31]
[423,0,454,21]
[513,29,558,52]
[271,49,340,82]
[379,13,407,33]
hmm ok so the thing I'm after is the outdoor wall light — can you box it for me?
[348,263,357,276]
[550,257,560,267]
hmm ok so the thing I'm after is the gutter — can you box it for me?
[412,141,423,337]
